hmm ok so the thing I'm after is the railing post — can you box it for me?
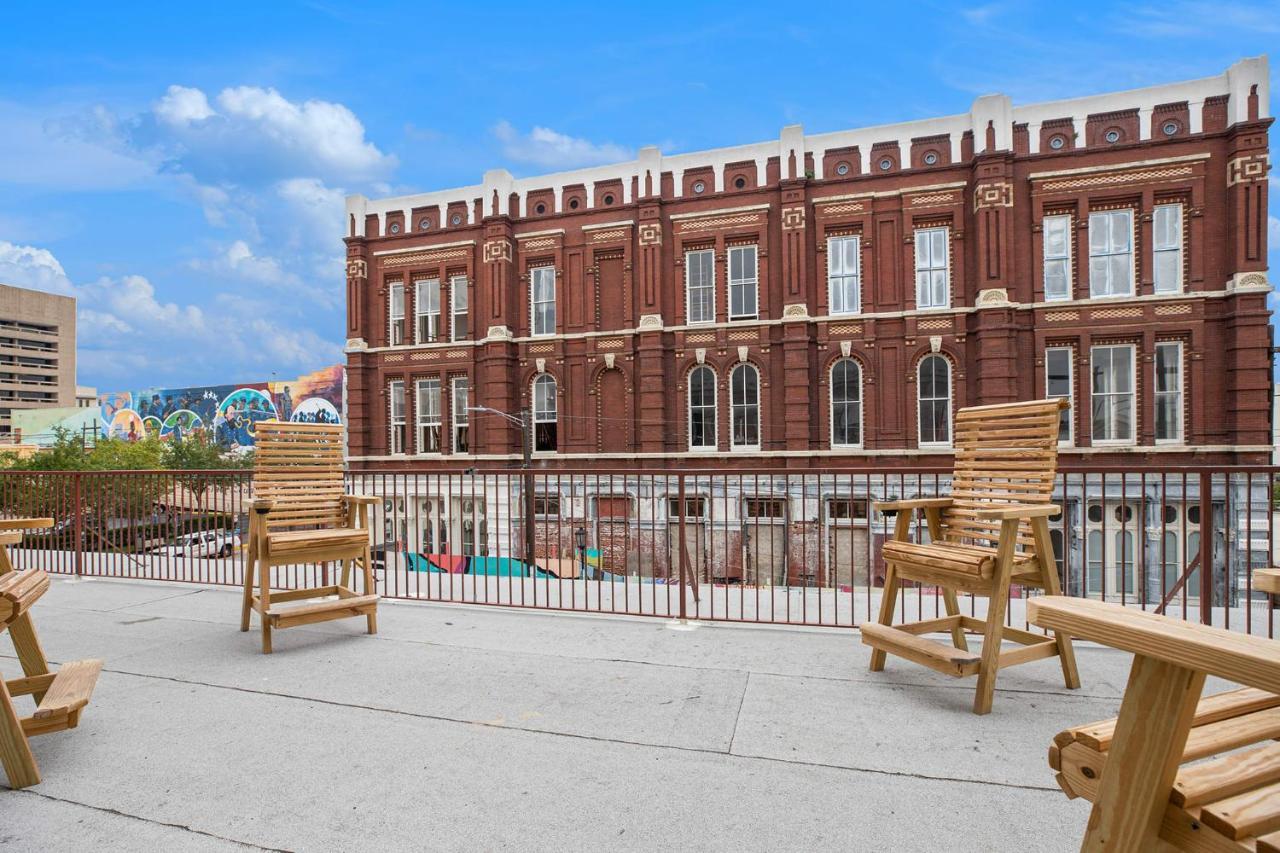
[677,474,688,622]
[1198,470,1212,625]
[72,471,83,578]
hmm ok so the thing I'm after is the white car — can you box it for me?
[159,530,242,559]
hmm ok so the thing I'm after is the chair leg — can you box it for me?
[869,563,899,672]
[258,554,272,655]
[339,557,353,590]
[362,545,377,635]
[240,538,257,633]
[1031,517,1081,690]
[941,588,969,652]
[0,682,40,790]
[973,519,1018,715]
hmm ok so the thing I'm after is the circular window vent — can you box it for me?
[923,151,938,165]
[878,158,893,171]
[835,162,850,176]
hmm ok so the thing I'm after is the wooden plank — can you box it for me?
[1080,656,1206,852]
[895,614,964,636]
[34,659,103,719]
[1256,569,1280,596]
[997,639,1059,668]
[1258,828,1280,853]
[4,672,57,698]
[1070,688,1280,753]
[859,622,981,678]
[1028,597,1280,695]
[0,518,55,530]
[266,594,378,621]
[270,597,378,630]
[1199,779,1280,840]
[1158,804,1251,853]
[0,679,40,788]
[1172,742,1280,808]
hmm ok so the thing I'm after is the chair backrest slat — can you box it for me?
[943,399,1066,551]
[253,421,347,531]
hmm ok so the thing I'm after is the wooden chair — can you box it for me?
[240,422,378,654]
[864,398,1079,714]
[1031,596,1280,852]
[1258,568,1280,602]
[0,518,102,790]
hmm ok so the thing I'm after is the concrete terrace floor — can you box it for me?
[0,578,1156,852]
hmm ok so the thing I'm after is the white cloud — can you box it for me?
[0,240,341,385]
[493,120,631,169]
[154,85,214,125]
[0,241,75,295]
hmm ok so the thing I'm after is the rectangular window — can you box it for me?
[1155,342,1183,443]
[1045,347,1074,445]
[415,378,442,453]
[667,496,707,519]
[1088,209,1134,297]
[685,249,715,324]
[914,227,949,309]
[450,275,469,341]
[533,495,561,517]
[1043,214,1072,301]
[388,283,405,345]
[530,267,556,336]
[1090,345,1135,444]
[827,235,861,315]
[388,380,406,454]
[728,245,758,320]
[1153,204,1183,294]
[452,377,469,453]
[414,279,440,343]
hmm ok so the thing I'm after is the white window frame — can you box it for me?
[914,226,950,310]
[829,358,863,449]
[388,380,406,455]
[450,274,469,341]
[415,378,442,455]
[1153,203,1183,294]
[1154,341,1184,444]
[414,279,441,344]
[1044,347,1074,446]
[827,235,861,315]
[532,373,557,452]
[916,354,952,448]
[1090,344,1136,446]
[1088,209,1135,298]
[727,245,758,321]
[530,267,556,337]
[685,248,715,325]
[687,365,717,452]
[388,282,405,346]
[1042,214,1072,302]
[729,363,760,451]
[451,376,469,453]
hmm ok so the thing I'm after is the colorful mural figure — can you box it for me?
[97,365,344,450]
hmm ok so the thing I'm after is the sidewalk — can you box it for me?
[2,576,1148,851]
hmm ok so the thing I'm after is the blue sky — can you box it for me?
[0,1,1276,390]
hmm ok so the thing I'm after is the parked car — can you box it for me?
[158,529,241,558]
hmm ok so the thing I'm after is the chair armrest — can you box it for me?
[248,498,275,514]
[1028,597,1280,695]
[873,498,952,513]
[970,503,1060,520]
[343,495,378,506]
[0,518,55,530]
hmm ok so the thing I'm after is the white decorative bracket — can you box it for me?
[930,336,942,353]
[603,353,616,369]
[695,348,706,365]
[535,358,546,374]
[737,346,749,364]
[840,340,852,358]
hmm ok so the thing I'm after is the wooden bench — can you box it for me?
[1030,596,1280,852]
[865,399,1079,714]
[0,518,103,789]
[240,421,378,653]
[1257,568,1280,598]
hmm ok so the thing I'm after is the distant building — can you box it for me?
[0,283,76,441]
[76,385,97,408]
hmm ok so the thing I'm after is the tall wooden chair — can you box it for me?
[1032,597,1280,852]
[0,518,102,789]
[863,398,1080,714]
[240,422,378,654]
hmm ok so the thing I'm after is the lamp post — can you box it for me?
[574,526,588,580]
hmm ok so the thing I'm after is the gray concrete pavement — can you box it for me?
[1,576,1148,851]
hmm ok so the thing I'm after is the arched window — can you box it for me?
[830,359,862,447]
[688,366,717,451]
[917,355,951,446]
[533,374,557,452]
[730,364,759,450]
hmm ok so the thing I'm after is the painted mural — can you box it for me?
[96,365,344,450]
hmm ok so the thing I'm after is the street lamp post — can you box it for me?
[574,526,588,580]
[468,405,536,568]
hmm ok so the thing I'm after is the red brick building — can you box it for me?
[344,57,1273,472]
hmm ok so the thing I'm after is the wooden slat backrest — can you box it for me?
[253,421,348,532]
[942,399,1067,552]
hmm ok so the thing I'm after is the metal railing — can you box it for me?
[1,465,1276,635]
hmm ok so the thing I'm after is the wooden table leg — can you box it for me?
[1082,654,1206,852]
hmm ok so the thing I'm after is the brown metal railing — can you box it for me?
[0,465,1275,635]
